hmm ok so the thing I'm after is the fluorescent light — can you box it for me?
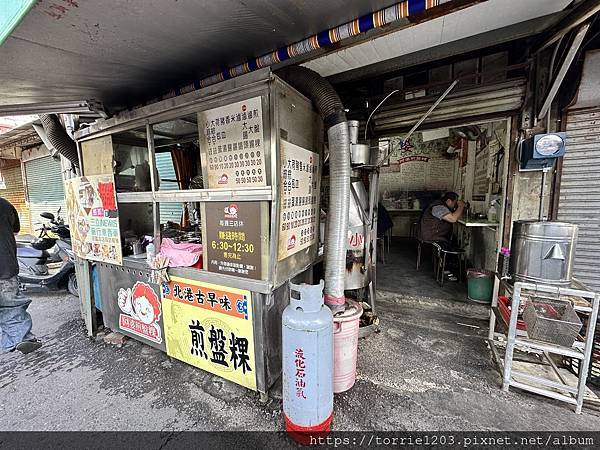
[0,101,104,117]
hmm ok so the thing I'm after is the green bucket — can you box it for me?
[467,269,493,303]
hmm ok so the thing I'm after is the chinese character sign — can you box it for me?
[278,140,319,261]
[162,277,256,390]
[294,348,307,399]
[204,201,265,280]
[198,96,267,189]
[64,174,122,265]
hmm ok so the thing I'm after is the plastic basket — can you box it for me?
[498,296,527,331]
[522,298,582,348]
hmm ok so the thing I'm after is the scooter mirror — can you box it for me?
[40,212,55,221]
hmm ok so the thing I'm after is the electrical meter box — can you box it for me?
[520,132,566,171]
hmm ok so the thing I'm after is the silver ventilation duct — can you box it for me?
[39,114,79,168]
[279,66,350,307]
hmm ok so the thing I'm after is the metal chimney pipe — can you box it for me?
[278,66,350,307]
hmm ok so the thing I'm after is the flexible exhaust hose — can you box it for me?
[39,114,79,167]
[278,66,350,306]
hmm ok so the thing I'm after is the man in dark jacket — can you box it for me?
[419,192,464,245]
[0,197,41,354]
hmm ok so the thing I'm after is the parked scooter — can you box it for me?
[16,209,78,297]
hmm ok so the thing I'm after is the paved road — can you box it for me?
[2,289,599,432]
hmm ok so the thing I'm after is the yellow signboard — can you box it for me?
[162,276,256,390]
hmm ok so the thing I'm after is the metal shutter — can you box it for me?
[373,79,526,134]
[156,152,183,225]
[24,155,65,230]
[558,107,600,291]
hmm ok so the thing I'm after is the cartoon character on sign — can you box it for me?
[117,281,162,343]
[287,234,296,250]
[224,204,238,219]
[218,174,229,185]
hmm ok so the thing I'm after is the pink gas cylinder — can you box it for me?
[332,299,363,393]
[282,280,333,444]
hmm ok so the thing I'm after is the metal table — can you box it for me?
[488,277,600,413]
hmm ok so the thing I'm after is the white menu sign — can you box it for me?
[199,96,267,188]
[278,140,319,261]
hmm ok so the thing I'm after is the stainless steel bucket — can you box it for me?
[509,221,578,286]
[350,143,370,165]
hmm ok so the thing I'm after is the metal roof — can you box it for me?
[0,0,407,111]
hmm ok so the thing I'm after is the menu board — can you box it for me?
[474,145,490,196]
[278,140,319,261]
[198,96,267,188]
[162,276,256,390]
[204,201,263,279]
[64,174,122,265]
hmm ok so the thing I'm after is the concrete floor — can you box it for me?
[377,238,469,305]
[2,287,600,432]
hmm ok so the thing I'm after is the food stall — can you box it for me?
[69,69,324,396]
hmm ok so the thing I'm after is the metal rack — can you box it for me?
[488,277,600,413]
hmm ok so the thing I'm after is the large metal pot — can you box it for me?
[345,179,369,290]
[509,221,578,286]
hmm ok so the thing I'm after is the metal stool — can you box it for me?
[377,237,386,264]
[433,244,466,287]
[416,239,437,271]
[409,221,418,240]
[386,228,392,254]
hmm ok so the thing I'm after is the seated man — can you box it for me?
[419,192,464,245]
[419,192,465,281]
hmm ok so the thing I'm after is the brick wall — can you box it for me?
[0,159,31,234]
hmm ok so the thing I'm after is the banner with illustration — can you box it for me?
[64,174,122,265]
[162,277,256,390]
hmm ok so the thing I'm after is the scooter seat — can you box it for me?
[17,247,45,258]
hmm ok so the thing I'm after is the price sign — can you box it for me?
[277,140,319,260]
[198,97,267,188]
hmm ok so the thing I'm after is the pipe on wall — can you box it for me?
[278,66,350,306]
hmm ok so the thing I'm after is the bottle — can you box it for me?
[488,202,497,222]
[146,241,156,266]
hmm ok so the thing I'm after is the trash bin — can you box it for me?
[467,269,493,303]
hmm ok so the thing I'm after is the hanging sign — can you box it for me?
[277,140,319,261]
[204,201,263,280]
[199,96,266,188]
[162,277,256,390]
[64,174,122,265]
